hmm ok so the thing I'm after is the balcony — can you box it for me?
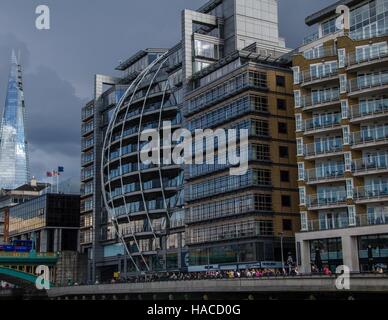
[303,46,337,60]
[304,142,343,159]
[355,185,388,203]
[351,128,388,149]
[305,165,345,184]
[303,115,342,135]
[306,191,348,210]
[300,70,339,87]
[81,122,94,137]
[347,49,388,72]
[349,102,388,122]
[305,216,350,232]
[303,31,319,45]
[302,213,388,232]
[352,156,388,176]
[300,92,340,111]
[348,73,388,97]
[82,107,94,121]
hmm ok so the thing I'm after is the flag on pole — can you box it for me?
[46,171,53,177]
[58,166,64,173]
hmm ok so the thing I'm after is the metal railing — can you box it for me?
[305,165,345,183]
[303,31,319,45]
[304,115,341,133]
[348,49,388,67]
[304,142,343,157]
[349,73,388,93]
[304,46,337,60]
[349,102,388,119]
[303,213,388,232]
[301,92,340,109]
[355,185,388,201]
[351,128,388,146]
[352,157,388,174]
[306,191,347,209]
[305,216,350,232]
[301,69,338,85]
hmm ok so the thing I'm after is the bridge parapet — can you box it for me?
[47,275,388,299]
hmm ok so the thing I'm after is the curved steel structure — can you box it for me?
[101,53,184,272]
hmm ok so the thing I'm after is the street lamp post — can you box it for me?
[279,232,284,273]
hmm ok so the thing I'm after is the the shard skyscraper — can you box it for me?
[0,50,30,190]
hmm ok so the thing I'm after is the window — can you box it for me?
[296,138,304,156]
[279,146,289,158]
[299,187,306,206]
[276,75,286,87]
[298,162,305,181]
[338,48,346,68]
[255,194,272,211]
[281,195,291,207]
[282,219,292,231]
[294,90,301,108]
[252,144,270,161]
[300,212,308,231]
[277,99,286,110]
[295,114,303,132]
[278,122,288,134]
[292,67,300,84]
[341,100,349,119]
[339,74,347,93]
[280,170,290,182]
[253,120,269,136]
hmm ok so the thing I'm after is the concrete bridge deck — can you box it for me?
[47,275,388,299]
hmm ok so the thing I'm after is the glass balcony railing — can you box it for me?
[307,191,347,209]
[303,31,319,45]
[304,142,343,157]
[303,213,388,232]
[301,92,340,109]
[352,156,388,174]
[348,49,388,67]
[304,115,341,133]
[301,69,338,84]
[351,128,388,146]
[349,73,388,93]
[349,101,388,119]
[306,216,350,232]
[355,185,388,201]
[305,164,345,182]
[303,46,337,60]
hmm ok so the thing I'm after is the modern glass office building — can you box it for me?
[0,50,30,190]
[293,0,388,273]
[81,0,299,282]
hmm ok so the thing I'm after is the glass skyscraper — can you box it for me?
[0,50,30,190]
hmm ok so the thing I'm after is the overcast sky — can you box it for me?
[0,0,334,184]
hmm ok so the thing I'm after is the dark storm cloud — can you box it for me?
[0,0,338,184]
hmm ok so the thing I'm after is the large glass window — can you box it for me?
[194,39,219,60]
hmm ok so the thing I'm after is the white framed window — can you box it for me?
[298,162,305,181]
[294,90,301,108]
[348,205,356,226]
[300,211,308,231]
[339,74,347,93]
[344,152,352,172]
[295,113,303,132]
[296,137,304,156]
[292,66,300,84]
[341,99,349,119]
[342,125,350,145]
[299,187,306,206]
[346,178,354,199]
[338,48,346,68]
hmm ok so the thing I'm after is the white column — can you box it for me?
[341,235,360,272]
